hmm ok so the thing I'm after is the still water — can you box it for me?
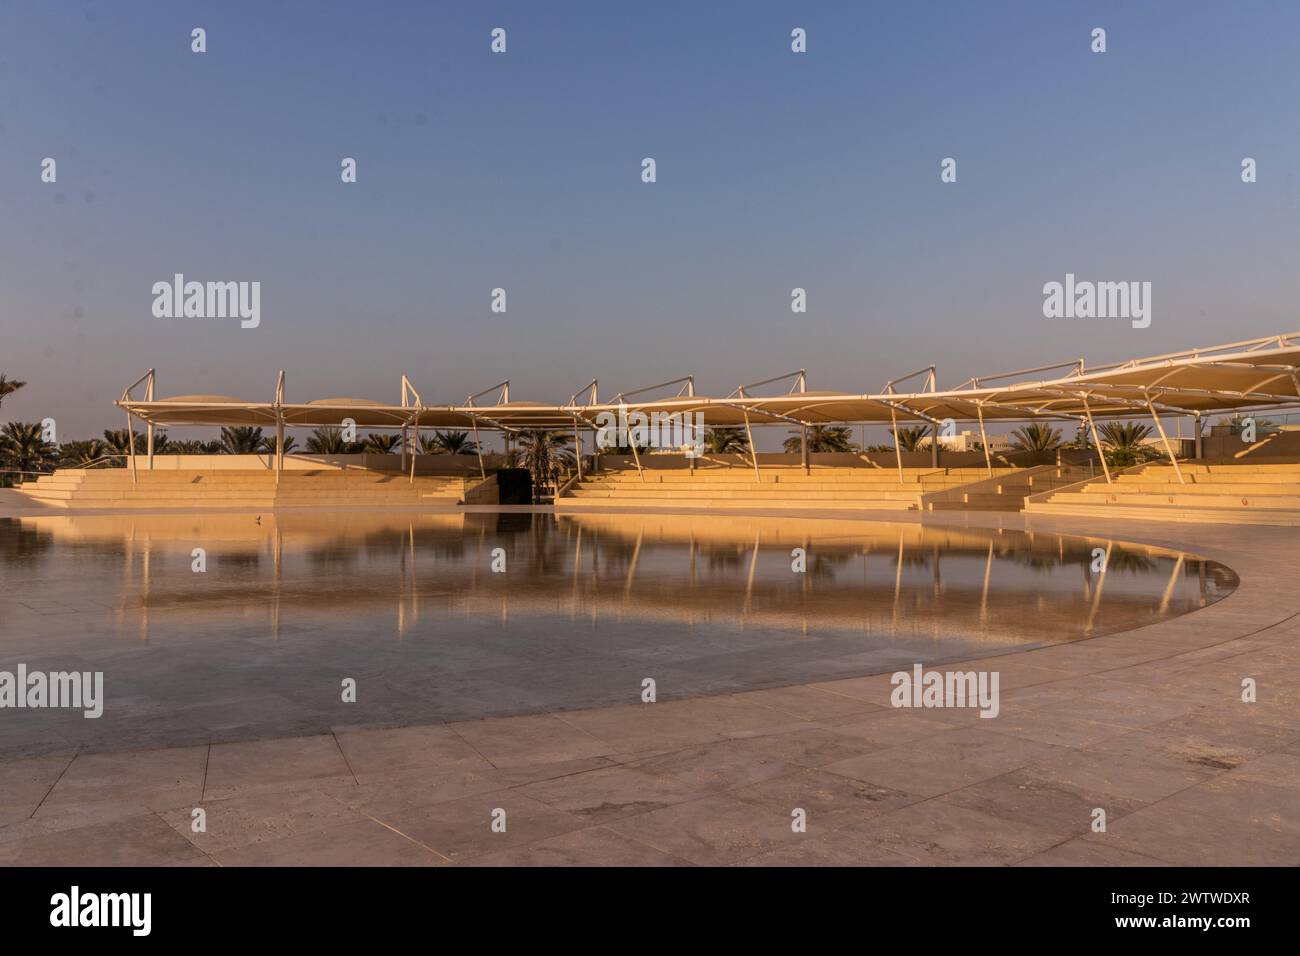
[0,512,1236,756]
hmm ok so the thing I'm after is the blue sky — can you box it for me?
[3,0,1300,437]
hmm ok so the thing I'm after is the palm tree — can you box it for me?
[782,425,855,454]
[260,435,297,455]
[58,438,110,468]
[514,429,574,493]
[1098,421,1160,468]
[306,427,348,454]
[219,426,264,454]
[421,430,479,455]
[170,439,214,455]
[890,426,929,453]
[362,432,401,454]
[0,374,26,410]
[101,428,145,465]
[704,426,749,454]
[0,422,57,476]
[1009,423,1063,464]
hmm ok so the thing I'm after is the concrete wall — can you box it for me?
[1200,430,1300,460]
[130,453,497,474]
[591,450,1052,470]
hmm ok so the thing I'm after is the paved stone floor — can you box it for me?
[1,492,1298,866]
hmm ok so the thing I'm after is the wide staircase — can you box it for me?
[1025,460,1300,525]
[557,465,1020,511]
[922,465,1092,512]
[15,468,468,510]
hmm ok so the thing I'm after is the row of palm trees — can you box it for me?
[0,421,485,479]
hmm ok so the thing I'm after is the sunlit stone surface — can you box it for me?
[0,512,1234,757]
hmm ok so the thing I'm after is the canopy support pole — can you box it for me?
[145,370,155,471]
[976,403,992,477]
[126,411,138,487]
[275,414,284,487]
[889,405,903,482]
[410,420,419,484]
[628,432,645,481]
[573,417,583,481]
[471,418,486,480]
[1081,394,1111,484]
[1146,393,1185,484]
[801,425,809,473]
[1193,411,1203,460]
[742,408,760,481]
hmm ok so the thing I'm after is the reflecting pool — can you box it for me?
[0,512,1237,756]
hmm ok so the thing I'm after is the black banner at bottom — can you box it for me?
[0,865,1278,941]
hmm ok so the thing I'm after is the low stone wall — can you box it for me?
[131,453,498,474]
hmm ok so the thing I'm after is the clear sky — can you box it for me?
[2,0,1299,438]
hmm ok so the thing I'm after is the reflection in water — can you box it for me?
[0,512,1236,755]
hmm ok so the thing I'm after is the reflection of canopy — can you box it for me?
[116,333,1300,431]
[12,511,1231,644]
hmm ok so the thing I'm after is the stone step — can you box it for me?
[568,487,923,501]
[556,497,917,511]
[1084,482,1300,496]
[1044,491,1300,509]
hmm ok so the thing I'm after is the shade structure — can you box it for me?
[117,332,1300,432]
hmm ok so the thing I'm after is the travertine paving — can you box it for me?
[1,495,1297,866]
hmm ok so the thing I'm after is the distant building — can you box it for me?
[922,430,1013,453]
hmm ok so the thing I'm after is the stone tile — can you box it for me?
[334,724,494,778]
[724,685,881,721]
[378,791,585,862]
[462,826,691,866]
[1225,752,1300,791]
[516,765,711,823]
[606,794,803,865]
[619,738,798,791]
[980,707,1131,748]
[319,768,507,818]
[205,735,353,799]
[737,833,918,866]
[0,753,74,825]
[1015,839,1175,867]
[0,812,208,866]
[821,709,960,748]
[450,714,612,768]
[830,800,1062,865]
[1091,777,1300,866]
[1022,748,1213,806]
[936,769,1138,842]
[213,818,446,866]
[41,745,208,812]
[158,787,363,853]
[730,768,922,830]
[823,728,1065,798]
[1087,718,1292,773]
